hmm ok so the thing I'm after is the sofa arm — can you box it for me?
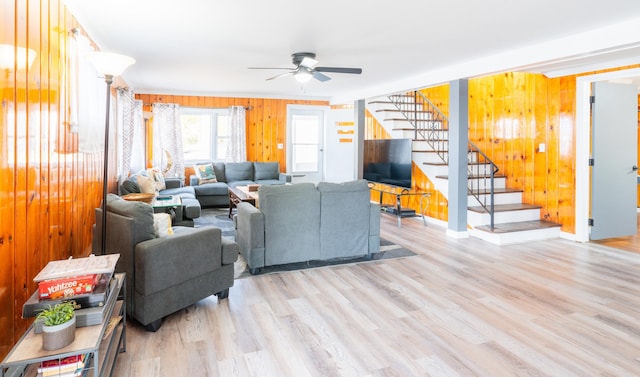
[164,177,183,189]
[134,226,223,296]
[279,172,292,183]
[369,202,381,253]
[236,202,266,269]
[221,236,239,265]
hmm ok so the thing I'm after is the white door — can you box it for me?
[589,81,638,240]
[287,106,327,183]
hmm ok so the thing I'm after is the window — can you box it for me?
[180,107,230,162]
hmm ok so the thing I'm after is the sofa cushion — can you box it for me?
[254,179,285,186]
[106,194,156,242]
[254,162,279,180]
[225,162,253,182]
[228,180,255,188]
[317,180,371,258]
[193,181,229,196]
[259,183,321,265]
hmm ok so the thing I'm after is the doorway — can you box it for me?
[575,68,640,242]
[286,105,327,183]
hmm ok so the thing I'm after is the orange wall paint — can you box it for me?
[0,0,104,359]
[135,94,329,174]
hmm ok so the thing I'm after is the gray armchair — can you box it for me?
[93,194,238,331]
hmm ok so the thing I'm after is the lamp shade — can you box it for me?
[0,44,37,70]
[86,51,135,76]
[294,68,313,83]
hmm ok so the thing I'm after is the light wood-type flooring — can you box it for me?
[112,214,640,376]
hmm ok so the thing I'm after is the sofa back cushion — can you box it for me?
[225,162,253,182]
[106,194,156,243]
[317,180,371,258]
[254,162,279,180]
[259,183,321,265]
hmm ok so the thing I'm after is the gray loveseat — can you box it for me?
[235,179,380,274]
[93,194,238,331]
[190,161,291,207]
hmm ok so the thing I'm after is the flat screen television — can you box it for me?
[363,138,412,188]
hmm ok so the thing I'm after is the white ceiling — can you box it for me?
[64,0,640,103]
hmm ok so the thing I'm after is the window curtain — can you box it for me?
[116,88,144,183]
[225,105,246,162]
[152,103,184,178]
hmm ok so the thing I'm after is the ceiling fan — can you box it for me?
[250,52,362,83]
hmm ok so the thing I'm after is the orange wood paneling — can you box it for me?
[0,1,103,359]
[136,94,329,174]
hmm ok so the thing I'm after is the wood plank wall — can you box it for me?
[417,69,640,234]
[135,94,329,176]
[364,110,448,220]
[0,0,104,359]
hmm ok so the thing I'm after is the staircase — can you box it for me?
[367,91,561,245]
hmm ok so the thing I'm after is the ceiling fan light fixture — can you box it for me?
[294,69,313,83]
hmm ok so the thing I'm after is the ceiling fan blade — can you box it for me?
[315,67,362,74]
[248,67,293,70]
[312,71,331,82]
[266,71,294,81]
[300,56,319,68]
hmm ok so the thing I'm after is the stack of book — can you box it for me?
[23,254,120,333]
[37,354,86,377]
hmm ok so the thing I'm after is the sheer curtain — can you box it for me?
[116,88,144,183]
[225,105,246,162]
[152,103,184,178]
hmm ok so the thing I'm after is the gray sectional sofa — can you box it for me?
[120,176,201,227]
[234,179,381,274]
[190,161,291,207]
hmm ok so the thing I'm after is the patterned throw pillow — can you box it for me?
[194,163,217,184]
[146,167,166,191]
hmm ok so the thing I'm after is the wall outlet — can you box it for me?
[538,143,546,153]
[277,143,284,149]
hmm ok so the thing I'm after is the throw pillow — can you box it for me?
[136,174,157,194]
[147,167,166,191]
[153,213,174,237]
[194,163,217,184]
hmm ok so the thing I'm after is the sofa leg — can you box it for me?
[249,267,261,275]
[216,288,229,300]
[144,318,163,332]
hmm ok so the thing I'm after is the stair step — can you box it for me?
[424,161,491,167]
[474,220,561,234]
[377,109,433,114]
[471,188,523,195]
[467,203,541,213]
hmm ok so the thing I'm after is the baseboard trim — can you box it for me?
[446,229,469,239]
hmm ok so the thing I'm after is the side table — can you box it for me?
[1,273,126,377]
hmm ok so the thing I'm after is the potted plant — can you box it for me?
[37,300,76,350]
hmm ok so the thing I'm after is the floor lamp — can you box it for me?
[86,52,135,255]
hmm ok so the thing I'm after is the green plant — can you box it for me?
[36,301,76,327]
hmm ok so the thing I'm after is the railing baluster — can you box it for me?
[388,92,500,229]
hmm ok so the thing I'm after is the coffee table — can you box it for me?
[228,186,258,218]
[152,195,182,223]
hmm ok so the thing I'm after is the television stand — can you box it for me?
[368,183,431,228]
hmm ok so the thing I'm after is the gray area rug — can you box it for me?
[194,207,416,279]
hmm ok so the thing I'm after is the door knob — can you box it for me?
[633,165,639,171]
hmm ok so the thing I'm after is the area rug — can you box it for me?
[193,208,416,279]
